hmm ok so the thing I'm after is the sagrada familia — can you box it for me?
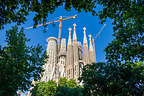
[40,23,96,82]
[26,23,96,96]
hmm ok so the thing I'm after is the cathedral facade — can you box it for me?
[40,23,96,82]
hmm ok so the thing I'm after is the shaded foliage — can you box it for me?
[57,78,83,96]
[80,62,144,96]
[0,0,96,29]
[95,0,144,64]
[0,26,45,96]
[56,86,84,96]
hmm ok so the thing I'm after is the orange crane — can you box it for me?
[24,14,77,52]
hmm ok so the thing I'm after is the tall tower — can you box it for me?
[72,23,79,80]
[66,28,74,79]
[41,37,57,82]
[92,38,96,62]
[58,38,67,78]
[88,34,94,64]
[83,27,89,65]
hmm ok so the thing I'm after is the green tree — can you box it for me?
[67,79,78,88]
[0,26,45,96]
[31,80,57,96]
[58,77,68,87]
[0,0,96,29]
[58,78,77,88]
[80,62,144,96]
[95,0,144,64]
[57,78,83,96]
[32,78,83,96]
[56,86,84,96]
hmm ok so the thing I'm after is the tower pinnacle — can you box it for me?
[83,27,88,45]
[92,38,96,62]
[89,34,93,51]
[68,28,72,45]
[83,27,89,65]
[73,23,77,42]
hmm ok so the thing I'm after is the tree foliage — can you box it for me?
[80,62,144,96]
[57,78,83,96]
[0,26,45,96]
[31,80,57,96]
[95,0,144,64]
[58,77,78,88]
[31,78,83,96]
[56,86,84,96]
[0,0,96,29]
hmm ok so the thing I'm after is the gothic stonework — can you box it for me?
[41,37,57,82]
[41,24,96,82]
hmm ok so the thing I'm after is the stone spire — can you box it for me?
[83,27,88,46]
[89,35,94,64]
[89,35,93,51]
[72,23,79,81]
[92,38,96,62]
[66,27,74,79]
[83,27,89,65]
[68,28,72,45]
[58,38,66,78]
[60,38,66,56]
[73,23,77,42]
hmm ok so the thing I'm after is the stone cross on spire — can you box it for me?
[83,27,88,45]
[73,23,77,42]
[68,28,72,45]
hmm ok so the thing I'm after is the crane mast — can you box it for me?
[57,16,62,54]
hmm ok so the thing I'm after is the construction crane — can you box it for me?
[24,14,77,53]
[91,24,106,62]
[93,24,106,40]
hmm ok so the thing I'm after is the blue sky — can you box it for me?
[0,6,114,63]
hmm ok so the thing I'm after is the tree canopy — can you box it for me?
[80,62,144,96]
[31,80,57,96]
[0,0,96,29]
[96,0,144,64]
[0,26,45,96]
[31,78,83,96]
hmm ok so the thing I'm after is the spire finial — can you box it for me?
[68,27,72,45]
[73,23,77,42]
[83,27,88,45]
[68,27,72,32]
[73,23,76,29]
[89,34,92,40]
